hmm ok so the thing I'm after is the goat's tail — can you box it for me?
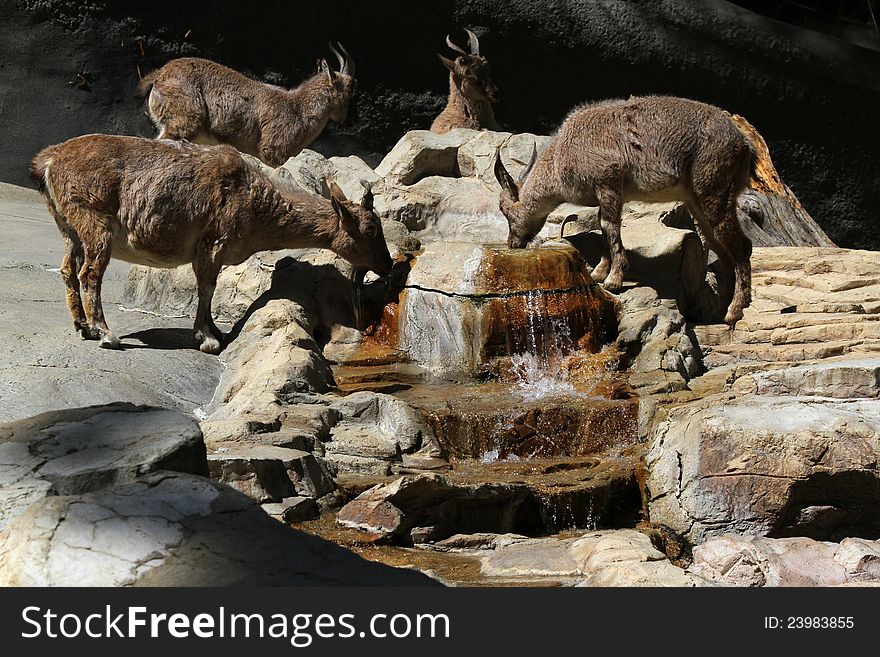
[134,68,160,99]
[29,146,58,193]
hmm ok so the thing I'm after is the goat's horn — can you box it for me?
[337,41,355,76]
[446,34,469,56]
[328,42,346,74]
[519,143,538,183]
[465,28,480,55]
[559,214,579,239]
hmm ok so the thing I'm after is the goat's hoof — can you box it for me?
[99,333,121,350]
[602,277,623,292]
[199,337,221,355]
[80,326,100,340]
[724,310,743,327]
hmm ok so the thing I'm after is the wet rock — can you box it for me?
[398,242,613,375]
[481,537,582,577]
[375,129,476,185]
[690,534,880,586]
[336,473,531,543]
[262,496,320,523]
[0,403,206,531]
[0,472,435,586]
[432,532,527,551]
[207,446,334,502]
[647,394,880,543]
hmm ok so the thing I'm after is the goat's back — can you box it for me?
[32,135,268,266]
[554,96,750,195]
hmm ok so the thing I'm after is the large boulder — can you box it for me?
[375,129,477,184]
[0,403,206,531]
[0,472,435,586]
[647,391,880,543]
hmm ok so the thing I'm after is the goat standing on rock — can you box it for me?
[136,43,358,167]
[30,135,393,354]
[494,96,755,325]
[431,28,500,133]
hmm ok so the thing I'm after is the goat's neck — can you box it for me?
[449,75,496,129]
[514,175,565,232]
[251,188,337,253]
[286,75,334,145]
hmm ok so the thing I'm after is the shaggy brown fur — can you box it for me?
[430,29,499,133]
[495,95,755,325]
[136,46,357,167]
[30,135,392,353]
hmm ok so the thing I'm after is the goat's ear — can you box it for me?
[361,187,374,212]
[494,150,519,201]
[329,181,357,231]
[437,54,456,72]
[320,58,334,83]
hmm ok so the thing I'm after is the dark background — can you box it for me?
[2,0,879,249]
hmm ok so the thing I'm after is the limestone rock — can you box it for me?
[272,149,333,197]
[208,446,334,502]
[690,534,880,586]
[336,473,531,543]
[0,403,206,531]
[328,155,380,204]
[261,496,320,523]
[0,472,434,586]
[647,394,880,542]
[375,129,477,185]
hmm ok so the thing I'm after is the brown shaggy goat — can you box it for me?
[30,135,392,354]
[431,28,499,133]
[494,96,755,325]
[136,43,357,167]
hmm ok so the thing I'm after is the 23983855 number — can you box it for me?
[787,617,853,629]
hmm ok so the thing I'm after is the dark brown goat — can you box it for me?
[30,135,392,353]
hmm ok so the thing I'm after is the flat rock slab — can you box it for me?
[0,402,207,530]
[479,529,702,586]
[0,472,436,586]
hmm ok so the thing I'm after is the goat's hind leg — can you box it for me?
[695,192,752,326]
[192,256,223,354]
[78,227,120,348]
[54,218,88,333]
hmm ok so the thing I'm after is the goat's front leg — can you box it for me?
[596,187,627,291]
[78,230,119,349]
[192,256,223,354]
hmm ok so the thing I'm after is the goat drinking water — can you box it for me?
[136,43,357,167]
[494,96,755,325]
[30,135,393,354]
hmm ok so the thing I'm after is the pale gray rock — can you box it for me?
[690,534,880,586]
[0,472,435,586]
[375,129,477,185]
[261,496,320,523]
[272,149,334,197]
[328,155,380,204]
[0,403,206,531]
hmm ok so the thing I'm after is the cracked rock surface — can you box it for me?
[0,472,435,586]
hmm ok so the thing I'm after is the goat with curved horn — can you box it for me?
[431,28,499,133]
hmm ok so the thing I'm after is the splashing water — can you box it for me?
[506,289,586,400]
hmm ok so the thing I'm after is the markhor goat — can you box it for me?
[30,135,392,354]
[136,43,357,167]
[494,95,755,325]
[431,28,499,133]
